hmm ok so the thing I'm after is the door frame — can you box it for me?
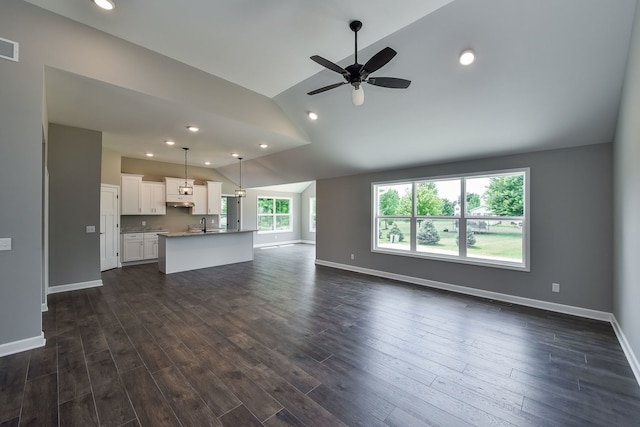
[100,184,120,271]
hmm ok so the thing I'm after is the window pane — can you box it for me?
[376,183,412,216]
[258,215,273,231]
[221,197,227,214]
[309,198,316,233]
[276,215,290,230]
[416,219,459,256]
[466,220,523,263]
[258,198,274,214]
[376,219,411,250]
[276,199,290,214]
[466,173,524,217]
[415,179,460,216]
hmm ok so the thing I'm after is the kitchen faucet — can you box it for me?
[200,217,207,233]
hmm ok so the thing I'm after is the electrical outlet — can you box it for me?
[0,238,12,251]
[552,282,560,293]
[351,253,355,260]
[142,220,146,226]
[86,225,96,233]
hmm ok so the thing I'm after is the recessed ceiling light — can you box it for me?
[231,153,239,157]
[165,140,175,146]
[459,49,475,66]
[204,161,211,166]
[307,111,318,121]
[187,126,199,132]
[93,0,114,10]
[259,143,268,149]
[145,153,154,157]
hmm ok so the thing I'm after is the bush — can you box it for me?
[387,223,404,242]
[456,229,476,246]
[417,220,440,245]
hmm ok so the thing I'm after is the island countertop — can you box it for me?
[158,229,256,238]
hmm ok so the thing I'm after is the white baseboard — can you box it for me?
[48,279,103,294]
[300,240,316,245]
[41,303,48,312]
[611,315,640,387]
[0,332,46,357]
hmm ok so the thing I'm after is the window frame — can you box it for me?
[257,196,293,233]
[372,168,530,271]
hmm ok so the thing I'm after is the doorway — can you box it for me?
[100,184,119,271]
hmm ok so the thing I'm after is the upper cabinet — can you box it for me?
[121,174,143,214]
[207,181,222,215]
[192,185,207,215]
[121,174,166,215]
[165,177,195,204]
[141,182,166,215]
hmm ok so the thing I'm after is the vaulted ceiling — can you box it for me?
[26,0,638,188]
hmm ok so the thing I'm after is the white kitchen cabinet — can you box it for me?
[122,232,160,262]
[141,182,166,215]
[207,181,222,214]
[143,232,159,259]
[121,233,144,261]
[192,185,207,215]
[121,174,143,214]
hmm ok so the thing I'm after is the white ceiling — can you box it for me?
[26,0,638,189]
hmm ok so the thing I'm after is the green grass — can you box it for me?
[379,220,522,261]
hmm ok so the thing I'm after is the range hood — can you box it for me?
[166,201,194,208]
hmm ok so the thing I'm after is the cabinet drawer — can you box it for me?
[123,233,144,239]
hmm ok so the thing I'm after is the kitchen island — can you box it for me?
[157,229,255,274]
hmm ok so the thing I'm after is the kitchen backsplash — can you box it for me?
[120,207,220,232]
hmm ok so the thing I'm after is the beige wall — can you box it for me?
[101,147,121,186]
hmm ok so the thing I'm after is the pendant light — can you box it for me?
[234,157,246,198]
[179,147,193,195]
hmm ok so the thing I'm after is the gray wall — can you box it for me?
[300,181,317,243]
[614,2,640,363]
[317,143,613,312]
[48,124,102,287]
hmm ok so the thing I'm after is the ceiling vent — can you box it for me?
[0,37,19,62]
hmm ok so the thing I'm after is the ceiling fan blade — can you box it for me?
[307,82,347,95]
[362,47,397,76]
[310,55,348,76]
[367,77,411,89]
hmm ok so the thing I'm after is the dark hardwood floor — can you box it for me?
[2,243,640,426]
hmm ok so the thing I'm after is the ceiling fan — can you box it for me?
[308,20,411,106]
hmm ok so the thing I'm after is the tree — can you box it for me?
[466,193,481,211]
[442,199,455,216]
[387,223,404,242]
[456,229,476,246]
[486,175,524,216]
[417,220,440,245]
[379,189,400,216]
[416,183,445,216]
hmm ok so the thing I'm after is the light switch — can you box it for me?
[86,225,96,233]
[0,238,12,251]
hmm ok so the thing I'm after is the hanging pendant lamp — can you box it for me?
[234,157,246,198]
[178,147,193,195]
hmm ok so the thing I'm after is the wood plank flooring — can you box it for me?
[2,243,640,426]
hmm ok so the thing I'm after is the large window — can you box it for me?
[309,197,316,233]
[373,169,529,270]
[258,197,292,232]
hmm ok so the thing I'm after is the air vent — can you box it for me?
[0,37,19,62]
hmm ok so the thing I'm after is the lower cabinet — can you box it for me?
[121,232,160,262]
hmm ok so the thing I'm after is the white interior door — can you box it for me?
[100,185,119,271]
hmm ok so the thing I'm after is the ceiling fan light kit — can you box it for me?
[308,20,411,106]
